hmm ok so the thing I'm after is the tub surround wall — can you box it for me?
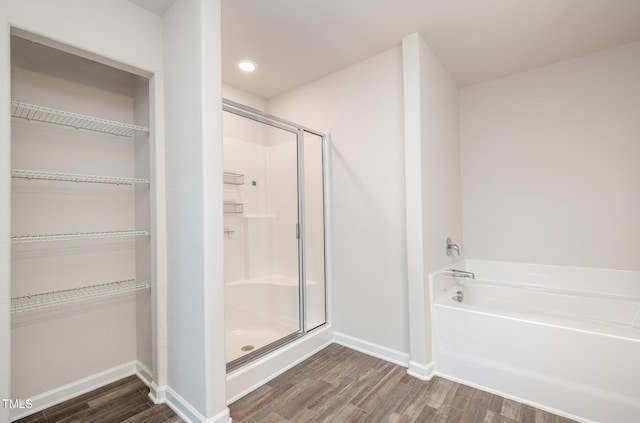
[460,40,640,271]
[463,259,640,297]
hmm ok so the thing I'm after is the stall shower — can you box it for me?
[222,99,327,369]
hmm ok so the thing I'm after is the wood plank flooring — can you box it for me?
[16,344,580,422]
[15,375,181,423]
[229,344,579,423]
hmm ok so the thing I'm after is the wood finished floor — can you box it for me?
[15,375,181,423]
[230,344,579,423]
[17,344,580,423]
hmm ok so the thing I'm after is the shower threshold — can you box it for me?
[226,331,305,371]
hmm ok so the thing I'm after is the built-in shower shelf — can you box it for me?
[11,230,149,244]
[224,201,244,214]
[224,171,244,185]
[11,169,149,185]
[11,279,150,313]
[11,101,148,138]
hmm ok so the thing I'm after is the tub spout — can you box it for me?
[450,269,475,279]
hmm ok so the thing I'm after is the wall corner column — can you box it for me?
[402,33,433,379]
[163,0,229,421]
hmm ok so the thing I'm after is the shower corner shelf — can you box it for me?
[11,169,149,186]
[11,230,150,244]
[224,201,244,214]
[11,100,149,138]
[11,279,150,314]
[224,171,244,185]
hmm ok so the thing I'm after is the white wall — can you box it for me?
[460,41,640,271]
[222,84,268,146]
[402,33,461,377]
[268,47,409,356]
[223,84,267,111]
[163,0,229,422]
[0,1,164,421]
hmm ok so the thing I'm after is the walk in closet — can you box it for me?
[9,35,153,417]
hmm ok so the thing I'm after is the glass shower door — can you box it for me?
[223,110,301,366]
[301,131,326,331]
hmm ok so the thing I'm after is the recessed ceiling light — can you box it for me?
[237,59,257,72]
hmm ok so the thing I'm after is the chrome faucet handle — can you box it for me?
[446,237,460,256]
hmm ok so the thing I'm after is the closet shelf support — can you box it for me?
[11,279,150,313]
[11,101,149,137]
[12,169,149,185]
[11,230,150,244]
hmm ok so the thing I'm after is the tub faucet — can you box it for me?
[450,269,475,279]
[446,237,460,256]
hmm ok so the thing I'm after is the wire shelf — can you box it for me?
[12,169,149,185]
[224,171,244,185]
[11,101,149,137]
[11,279,150,314]
[224,201,244,214]
[12,230,149,244]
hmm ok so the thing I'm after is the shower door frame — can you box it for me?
[222,98,328,371]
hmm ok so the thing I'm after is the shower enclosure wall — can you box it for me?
[222,100,326,369]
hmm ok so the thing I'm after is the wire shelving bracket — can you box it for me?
[224,171,245,185]
[12,169,149,185]
[224,201,244,214]
[11,279,150,314]
[12,230,150,244]
[11,101,149,137]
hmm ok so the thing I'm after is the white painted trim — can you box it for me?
[165,386,231,423]
[149,381,167,403]
[401,32,431,372]
[435,371,594,423]
[135,360,153,387]
[322,133,334,328]
[407,360,435,380]
[226,325,333,404]
[333,332,410,367]
[10,361,137,421]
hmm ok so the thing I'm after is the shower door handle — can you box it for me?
[296,223,300,239]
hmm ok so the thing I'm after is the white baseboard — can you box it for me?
[11,361,137,421]
[135,360,153,387]
[149,381,167,403]
[165,386,231,423]
[407,360,435,380]
[333,332,410,367]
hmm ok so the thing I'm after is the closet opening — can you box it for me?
[8,33,155,421]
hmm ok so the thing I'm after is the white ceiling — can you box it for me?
[129,0,175,16]
[133,0,640,100]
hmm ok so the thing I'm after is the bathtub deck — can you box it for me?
[230,344,579,423]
